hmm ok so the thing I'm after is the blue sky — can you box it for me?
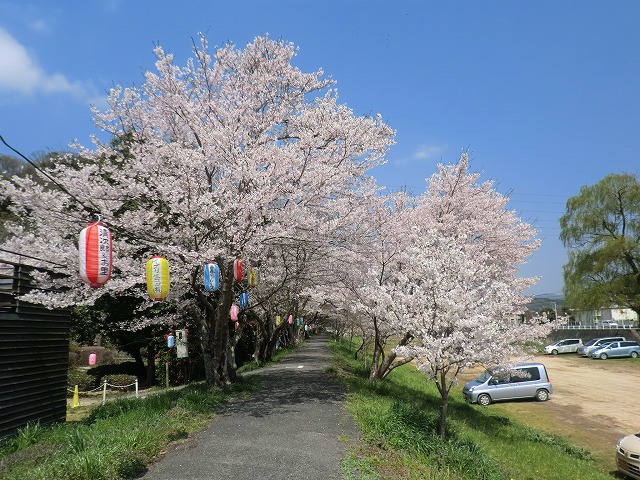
[0,1,638,297]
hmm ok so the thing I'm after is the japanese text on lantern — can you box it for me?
[98,228,110,276]
[152,260,163,295]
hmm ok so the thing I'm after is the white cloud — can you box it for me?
[412,144,446,160]
[0,26,83,97]
[28,19,51,33]
[394,143,447,166]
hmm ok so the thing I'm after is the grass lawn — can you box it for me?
[330,338,615,480]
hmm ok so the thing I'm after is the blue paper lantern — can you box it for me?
[204,262,220,291]
[167,335,175,348]
[239,292,249,309]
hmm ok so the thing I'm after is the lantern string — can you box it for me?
[0,135,101,218]
[0,247,66,268]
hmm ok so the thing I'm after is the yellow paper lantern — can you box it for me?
[146,255,170,301]
[248,266,257,288]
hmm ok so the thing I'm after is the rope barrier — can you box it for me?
[69,379,139,407]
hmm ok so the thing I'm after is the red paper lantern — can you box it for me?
[79,222,112,287]
[233,258,243,282]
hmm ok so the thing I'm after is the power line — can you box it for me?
[0,134,98,216]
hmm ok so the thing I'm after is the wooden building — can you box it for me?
[0,259,70,438]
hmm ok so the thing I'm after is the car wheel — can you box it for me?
[477,394,491,406]
[631,351,639,359]
[551,349,558,355]
[599,353,608,360]
[535,389,549,402]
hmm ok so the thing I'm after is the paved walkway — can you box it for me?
[141,333,359,480]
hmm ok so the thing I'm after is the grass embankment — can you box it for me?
[0,343,304,480]
[330,339,614,480]
[0,379,258,480]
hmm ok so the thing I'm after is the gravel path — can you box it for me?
[141,332,359,480]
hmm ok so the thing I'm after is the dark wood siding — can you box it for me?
[0,261,70,438]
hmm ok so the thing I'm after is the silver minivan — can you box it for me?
[576,336,626,357]
[462,363,552,406]
[544,338,582,355]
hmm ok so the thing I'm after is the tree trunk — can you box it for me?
[211,260,234,387]
[369,316,385,380]
[145,343,157,387]
[354,338,365,360]
[370,331,413,380]
[438,370,449,439]
[254,313,271,363]
[226,322,244,383]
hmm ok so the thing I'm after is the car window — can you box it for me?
[511,367,540,383]
[584,339,598,346]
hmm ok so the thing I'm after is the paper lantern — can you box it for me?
[79,221,112,287]
[276,315,281,326]
[88,352,97,366]
[233,258,243,282]
[146,256,170,301]
[288,314,294,325]
[204,262,220,292]
[239,292,249,309]
[248,266,257,288]
[230,304,239,321]
[167,335,175,348]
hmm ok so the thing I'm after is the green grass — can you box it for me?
[0,379,258,480]
[330,338,614,480]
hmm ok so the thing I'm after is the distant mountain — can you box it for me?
[527,294,564,313]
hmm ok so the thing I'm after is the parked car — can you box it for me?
[617,432,640,479]
[543,338,582,355]
[576,336,626,357]
[462,363,552,406]
[590,340,640,359]
[601,320,619,328]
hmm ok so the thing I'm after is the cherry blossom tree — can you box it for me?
[0,35,394,387]
[393,154,553,438]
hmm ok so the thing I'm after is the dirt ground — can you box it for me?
[457,352,640,473]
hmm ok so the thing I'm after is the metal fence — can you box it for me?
[556,324,637,330]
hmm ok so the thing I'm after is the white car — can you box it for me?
[543,338,582,355]
[617,433,640,479]
[601,320,619,328]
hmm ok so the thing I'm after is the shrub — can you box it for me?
[67,369,95,392]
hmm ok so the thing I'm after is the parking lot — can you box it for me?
[533,352,640,444]
[458,351,640,471]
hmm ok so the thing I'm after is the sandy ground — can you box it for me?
[458,352,640,472]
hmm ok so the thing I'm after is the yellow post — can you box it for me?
[71,385,80,408]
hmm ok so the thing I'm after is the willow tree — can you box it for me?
[560,173,640,317]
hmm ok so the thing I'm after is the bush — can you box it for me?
[67,369,95,392]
